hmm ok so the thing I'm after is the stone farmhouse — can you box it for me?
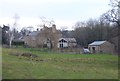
[24,24,77,49]
[24,24,62,49]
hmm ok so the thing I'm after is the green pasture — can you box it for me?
[2,47,118,79]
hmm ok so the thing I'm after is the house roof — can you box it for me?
[59,38,77,43]
[13,36,24,42]
[29,31,40,36]
[89,41,106,46]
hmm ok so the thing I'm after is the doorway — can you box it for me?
[92,47,96,53]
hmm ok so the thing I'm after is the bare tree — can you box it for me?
[9,14,20,47]
[102,0,120,26]
[101,0,120,54]
[8,30,14,47]
[38,16,55,28]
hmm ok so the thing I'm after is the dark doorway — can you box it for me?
[92,47,96,53]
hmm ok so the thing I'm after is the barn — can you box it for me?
[88,41,115,54]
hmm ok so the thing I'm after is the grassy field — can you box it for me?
[2,47,118,79]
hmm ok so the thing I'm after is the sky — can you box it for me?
[0,0,111,31]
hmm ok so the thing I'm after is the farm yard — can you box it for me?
[2,47,118,79]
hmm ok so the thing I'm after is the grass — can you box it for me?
[2,47,118,79]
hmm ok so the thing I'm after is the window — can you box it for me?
[60,44,63,48]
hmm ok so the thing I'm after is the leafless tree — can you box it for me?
[9,14,20,47]
[101,0,120,54]
[8,30,14,47]
[102,0,120,26]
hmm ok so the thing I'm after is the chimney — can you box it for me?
[37,28,39,31]
[43,24,47,30]
[52,24,56,33]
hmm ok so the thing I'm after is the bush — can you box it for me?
[12,41,24,46]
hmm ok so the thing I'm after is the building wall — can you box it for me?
[24,36,37,47]
[100,41,115,54]
[36,33,47,47]
[68,42,77,47]
[88,45,100,53]
[58,38,77,48]
[58,42,68,48]
[58,42,77,48]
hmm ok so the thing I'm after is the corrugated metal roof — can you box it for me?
[89,41,106,46]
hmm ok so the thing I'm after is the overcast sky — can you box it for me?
[0,0,111,30]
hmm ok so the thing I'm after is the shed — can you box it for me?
[88,41,115,54]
